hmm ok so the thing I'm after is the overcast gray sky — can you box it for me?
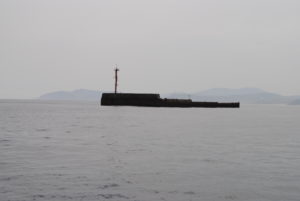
[0,0,299,98]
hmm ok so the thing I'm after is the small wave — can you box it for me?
[224,194,238,200]
[97,193,129,199]
[35,128,49,132]
[98,183,120,189]
[183,191,196,195]
[0,139,10,142]
[0,175,22,181]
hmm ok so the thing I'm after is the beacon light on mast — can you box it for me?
[114,67,119,94]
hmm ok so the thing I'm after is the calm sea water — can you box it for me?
[1,100,300,201]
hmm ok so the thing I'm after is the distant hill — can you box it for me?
[289,99,300,105]
[39,88,300,104]
[196,87,267,96]
[39,89,103,101]
[167,88,300,104]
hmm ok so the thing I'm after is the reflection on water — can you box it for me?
[1,100,300,201]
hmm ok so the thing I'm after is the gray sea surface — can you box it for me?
[1,100,300,201]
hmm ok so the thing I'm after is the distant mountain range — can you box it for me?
[166,88,300,105]
[39,88,300,105]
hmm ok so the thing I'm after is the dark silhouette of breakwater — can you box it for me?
[101,93,239,108]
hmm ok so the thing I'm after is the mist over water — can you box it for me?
[1,100,300,201]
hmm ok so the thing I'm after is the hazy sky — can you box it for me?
[1,0,299,98]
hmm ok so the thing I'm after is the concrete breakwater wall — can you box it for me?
[101,93,161,106]
[101,93,240,108]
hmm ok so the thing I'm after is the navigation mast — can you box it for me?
[114,66,119,94]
